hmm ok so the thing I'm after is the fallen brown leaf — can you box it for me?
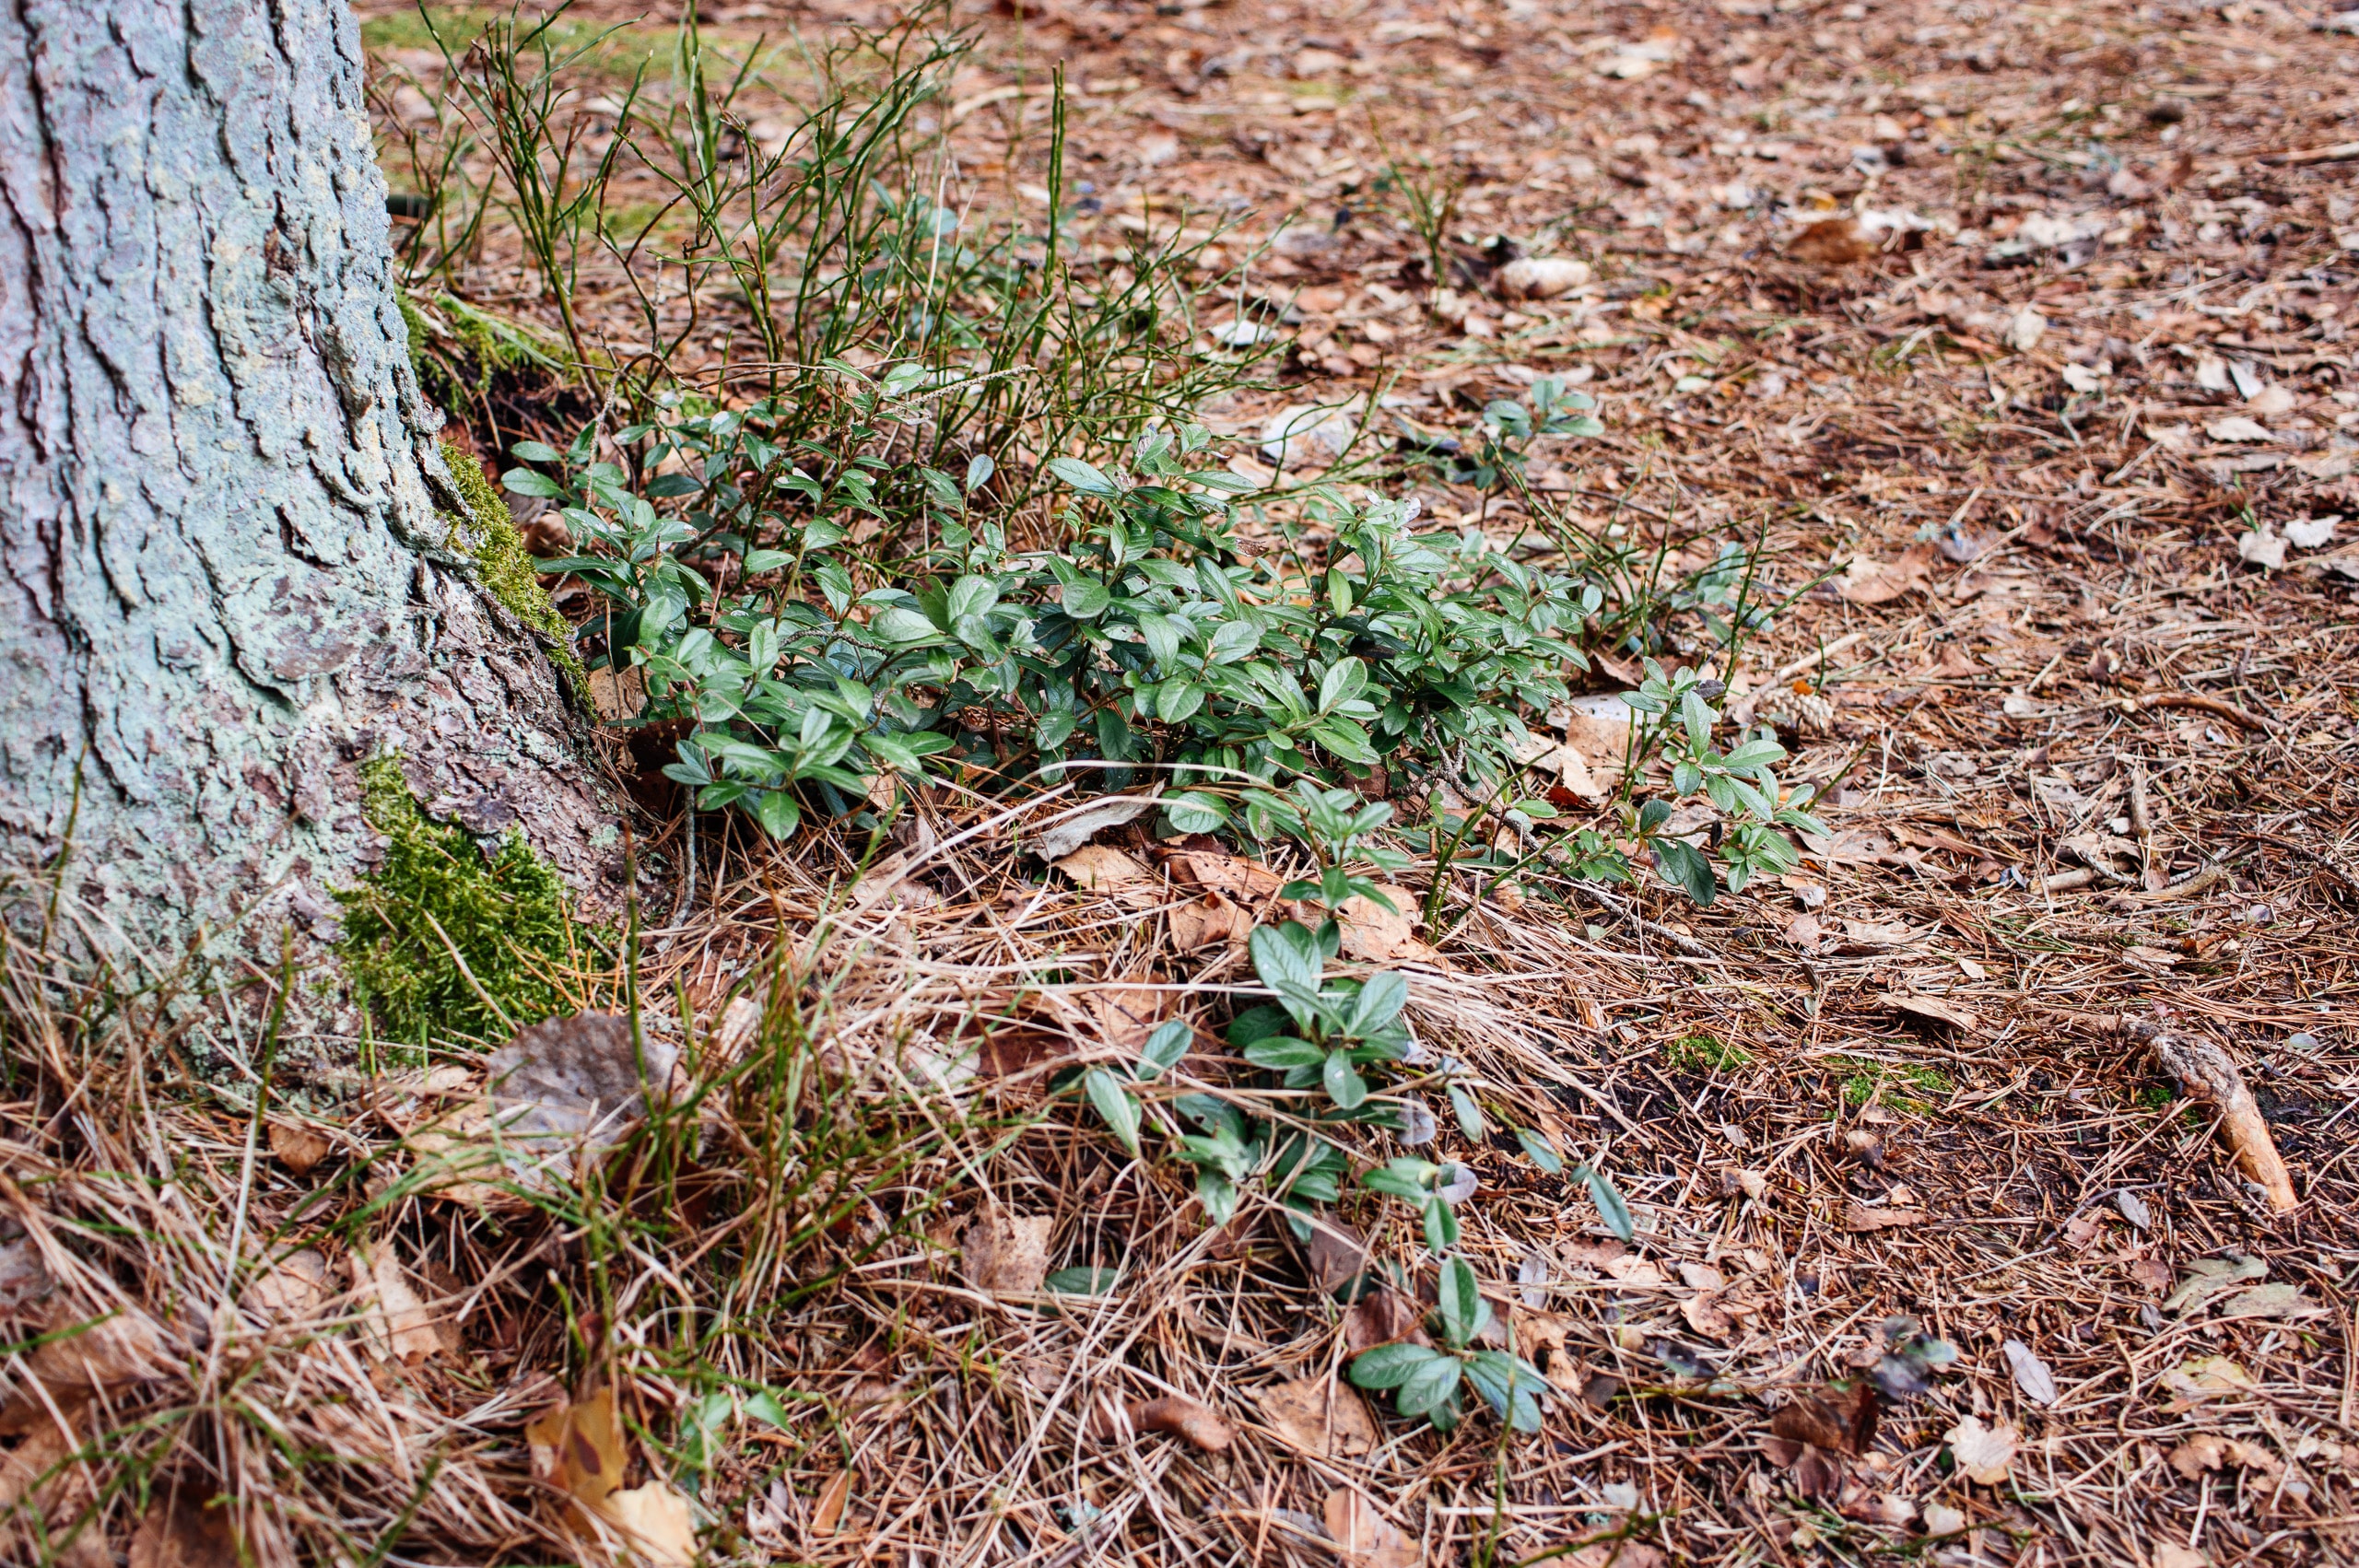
[1508,1307,1584,1393]
[1336,888,1440,965]
[352,1244,450,1363]
[1168,850,1285,903]
[1257,1376,1379,1458]
[1054,844,1157,904]
[246,1247,329,1323]
[128,1481,240,1568]
[961,1211,1052,1295]
[1680,1290,1736,1340]
[1769,1381,1878,1457]
[810,1469,851,1537]
[266,1119,333,1174]
[1944,1413,2019,1484]
[1093,1393,1234,1450]
[1086,985,1167,1055]
[1553,1543,1664,1568]
[2170,1433,2282,1480]
[1168,889,1253,950]
[1322,1487,1420,1568]
[22,1305,172,1395]
[2160,1354,2256,1405]
[1837,544,1937,605]
[0,1235,53,1321]
[1843,1203,1931,1232]
[1782,912,1825,949]
[526,1386,698,1563]
[604,1480,698,1566]
[1303,1217,1370,1293]
[1787,216,1879,264]
[1602,1254,1669,1286]
[1344,1283,1426,1353]
[528,1386,628,1516]
[1883,994,1978,1032]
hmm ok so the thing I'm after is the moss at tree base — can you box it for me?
[335,755,594,1047]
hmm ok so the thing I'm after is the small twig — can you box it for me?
[2113,861,2228,905]
[2255,140,2359,167]
[2128,760,2155,887]
[2130,690,2274,733]
[1565,881,1713,958]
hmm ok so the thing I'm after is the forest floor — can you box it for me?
[7,1,2359,1566]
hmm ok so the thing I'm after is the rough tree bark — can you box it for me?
[0,0,622,954]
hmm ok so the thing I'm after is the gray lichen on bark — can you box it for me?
[0,0,623,955]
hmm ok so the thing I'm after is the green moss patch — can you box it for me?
[400,290,569,410]
[1831,1057,1954,1115]
[437,439,590,696]
[335,756,593,1045]
[1666,1033,1751,1074]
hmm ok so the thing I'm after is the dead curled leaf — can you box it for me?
[266,1119,333,1174]
[1944,1413,2019,1485]
[1762,1381,1877,1501]
[1091,1393,1234,1451]
[1168,889,1253,950]
[1257,1376,1379,1458]
[2170,1433,2283,1481]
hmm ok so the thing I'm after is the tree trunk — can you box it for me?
[0,0,622,955]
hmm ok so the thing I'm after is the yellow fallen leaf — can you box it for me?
[527,1387,628,1515]
[605,1480,698,1566]
[811,1470,851,1536]
[2160,1354,2256,1403]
